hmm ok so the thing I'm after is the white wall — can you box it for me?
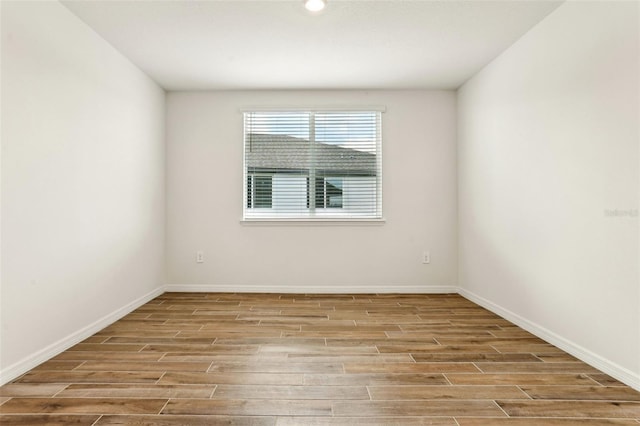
[166,90,457,292]
[1,1,166,384]
[458,1,639,389]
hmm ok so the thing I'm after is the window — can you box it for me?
[316,177,343,209]
[243,110,382,220]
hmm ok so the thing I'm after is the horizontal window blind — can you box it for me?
[244,110,382,220]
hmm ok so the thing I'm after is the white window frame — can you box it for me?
[242,108,384,223]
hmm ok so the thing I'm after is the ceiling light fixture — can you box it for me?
[305,0,326,12]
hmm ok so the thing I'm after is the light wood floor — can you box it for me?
[1,292,639,425]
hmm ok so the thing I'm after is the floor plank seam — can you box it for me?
[157,398,171,415]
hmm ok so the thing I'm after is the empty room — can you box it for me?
[1,0,639,424]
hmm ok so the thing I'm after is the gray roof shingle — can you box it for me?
[246,133,376,176]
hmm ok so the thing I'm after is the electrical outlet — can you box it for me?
[422,251,430,264]
[196,251,204,263]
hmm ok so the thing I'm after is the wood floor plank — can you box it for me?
[103,337,215,344]
[148,314,238,321]
[210,324,305,332]
[75,361,211,372]
[57,384,216,398]
[301,324,401,332]
[0,398,167,414]
[260,319,354,326]
[286,354,414,363]
[159,372,304,385]
[489,329,540,338]
[163,399,333,416]
[176,344,261,354]
[344,362,479,373]
[475,362,600,374]
[52,352,164,362]
[521,385,640,401]
[590,374,631,387]
[398,324,495,333]
[433,337,548,346]
[493,344,565,354]
[258,345,377,354]
[208,361,344,374]
[213,338,326,346]
[368,385,529,400]
[0,414,101,425]
[327,338,438,347]
[275,418,457,425]
[106,322,202,331]
[159,353,288,363]
[330,313,423,322]
[533,352,580,362]
[303,373,449,386]
[16,371,164,384]
[237,315,326,322]
[141,344,256,353]
[95,415,277,425]
[281,330,388,338]
[79,336,110,344]
[67,343,146,352]
[411,353,540,363]
[184,331,288,338]
[457,419,640,425]
[497,400,640,418]
[94,331,181,339]
[213,384,369,400]
[376,344,500,354]
[446,373,600,386]
[331,400,505,417]
[0,384,68,397]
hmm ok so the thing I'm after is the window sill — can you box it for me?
[240,218,386,226]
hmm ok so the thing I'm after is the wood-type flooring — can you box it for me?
[1,292,639,425]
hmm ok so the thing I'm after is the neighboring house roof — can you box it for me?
[246,133,376,176]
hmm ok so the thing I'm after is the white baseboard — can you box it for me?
[0,286,165,386]
[458,288,640,392]
[163,284,459,294]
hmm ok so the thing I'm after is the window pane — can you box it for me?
[315,177,325,208]
[254,175,272,208]
[326,178,343,208]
